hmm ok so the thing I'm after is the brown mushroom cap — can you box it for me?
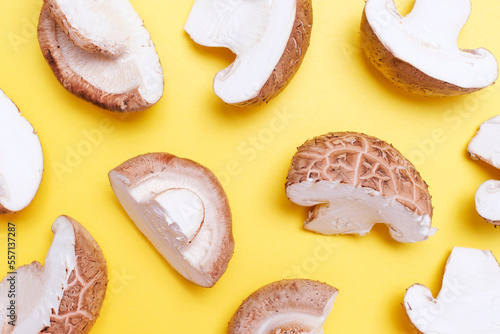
[42,216,108,333]
[37,3,163,112]
[228,279,338,333]
[0,215,107,334]
[109,153,234,287]
[286,132,434,242]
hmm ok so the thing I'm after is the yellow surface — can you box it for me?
[1,0,500,332]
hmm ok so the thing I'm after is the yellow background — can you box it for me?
[1,0,500,332]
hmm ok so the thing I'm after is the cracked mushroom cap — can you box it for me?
[0,215,108,334]
[405,247,500,334]
[108,153,234,288]
[286,132,435,243]
[184,0,312,106]
[38,0,163,112]
[0,89,43,214]
[228,279,338,334]
[360,0,498,96]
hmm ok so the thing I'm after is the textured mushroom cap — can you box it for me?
[475,180,500,225]
[0,89,43,214]
[109,153,234,287]
[38,3,163,112]
[184,0,312,106]
[0,215,107,334]
[228,279,338,334]
[468,115,500,169]
[360,0,498,96]
[405,247,500,334]
[286,132,435,243]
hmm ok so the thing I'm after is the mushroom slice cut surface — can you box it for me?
[405,247,500,334]
[37,1,163,112]
[184,0,313,106]
[228,279,338,334]
[286,132,435,243]
[475,180,500,225]
[0,89,43,214]
[108,153,234,287]
[44,0,129,56]
[0,215,108,334]
[468,116,500,169]
[361,0,498,96]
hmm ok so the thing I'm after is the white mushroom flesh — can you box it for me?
[49,0,130,56]
[0,90,43,213]
[468,115,500,169]
[110,171,215,287]
[287,181,435,243]
[405,247,500,334]
[475,180,500,224]
[0,216,76,333]
[150,188,205,242]
[365,0,498,88]
[184,0,296,103]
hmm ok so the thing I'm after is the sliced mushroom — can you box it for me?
[475,180,500,225]
[44,0,128,57]
[0,89,43,214]
[108,153,234,287]
[184,0,312,106]
[468,115,500,169]
[37,0,163,112]
[0,215,108,333]
[228,279,338,333]
[467,117,500,225]
[361,0,498,96]
[405,247,500,333]
[286,132,435,243]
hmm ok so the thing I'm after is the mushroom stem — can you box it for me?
[404,0,469,47]
[405,247,500,333]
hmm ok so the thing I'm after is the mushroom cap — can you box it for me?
[405,247,500,334]
[109,152,234,287]
[228,279,338,334]
[0,215,107,334]
[37,2,163,112]
[468,115,500,169]
[184,0,312,106]
[286,132,435,243]
[360,0,498,96]
[0,89,43,214]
